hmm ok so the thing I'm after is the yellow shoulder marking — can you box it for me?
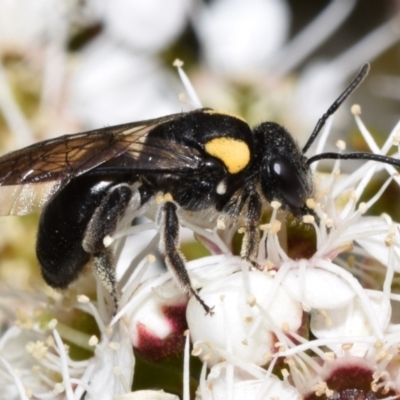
[205,137,251,174]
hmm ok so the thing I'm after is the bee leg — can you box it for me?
[92,249,118,309]
[158,201,213,315]
[83,183,132,313]
[240,191,262,269]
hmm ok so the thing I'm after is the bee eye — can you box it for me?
[270,158,307,210]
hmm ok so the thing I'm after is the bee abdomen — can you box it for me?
[36,176,115,289]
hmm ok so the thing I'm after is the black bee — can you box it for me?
[0,63,398,314]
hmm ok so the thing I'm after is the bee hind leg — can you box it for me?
[83,183,132,313]
[92,250,118,310]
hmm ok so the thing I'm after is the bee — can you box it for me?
[0,63,398,314]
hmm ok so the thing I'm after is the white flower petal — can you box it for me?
[88,321,135,399]
[187,270,302,366]
[198,363,300,400]
[349,218,400,271]
[282,266,355,309]
[310,289,391,357]
[0,0,59,50]
[186,255,242,285]
[195,0,290,77]
[104,0,193,52]
[293,61,348,133]
[126,279,188,346]
[68,38,180,127]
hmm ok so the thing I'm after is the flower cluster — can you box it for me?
[1,1,400,400]
[179,107,400,399]
[2,97,400,400]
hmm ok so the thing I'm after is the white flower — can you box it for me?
[0,0,63,52]
[103,0,193,52]
[0,285,138,399]
[69,39,181,126]
[193,0,291,78]
[182,110,400,397]
[187,267,303,367]
[197,363,300,400]
[124,277,188,362]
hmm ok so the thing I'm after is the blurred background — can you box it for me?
[1,0,400,291]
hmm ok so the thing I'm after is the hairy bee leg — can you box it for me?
[92,250,118,311]
[240,191,262,268]
[83,184,132,312]
[158,201,213,315]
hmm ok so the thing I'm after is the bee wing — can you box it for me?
[0,112,203,216]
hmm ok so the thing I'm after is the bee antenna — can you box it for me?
[302,63,370,155]
[307,151,400,168]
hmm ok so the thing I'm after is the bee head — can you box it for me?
[255,122,313,216]
[254,63,373,218]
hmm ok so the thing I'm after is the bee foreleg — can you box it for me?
[240,191,262,268]
[158,201,213,315]
[83,183,132,312]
